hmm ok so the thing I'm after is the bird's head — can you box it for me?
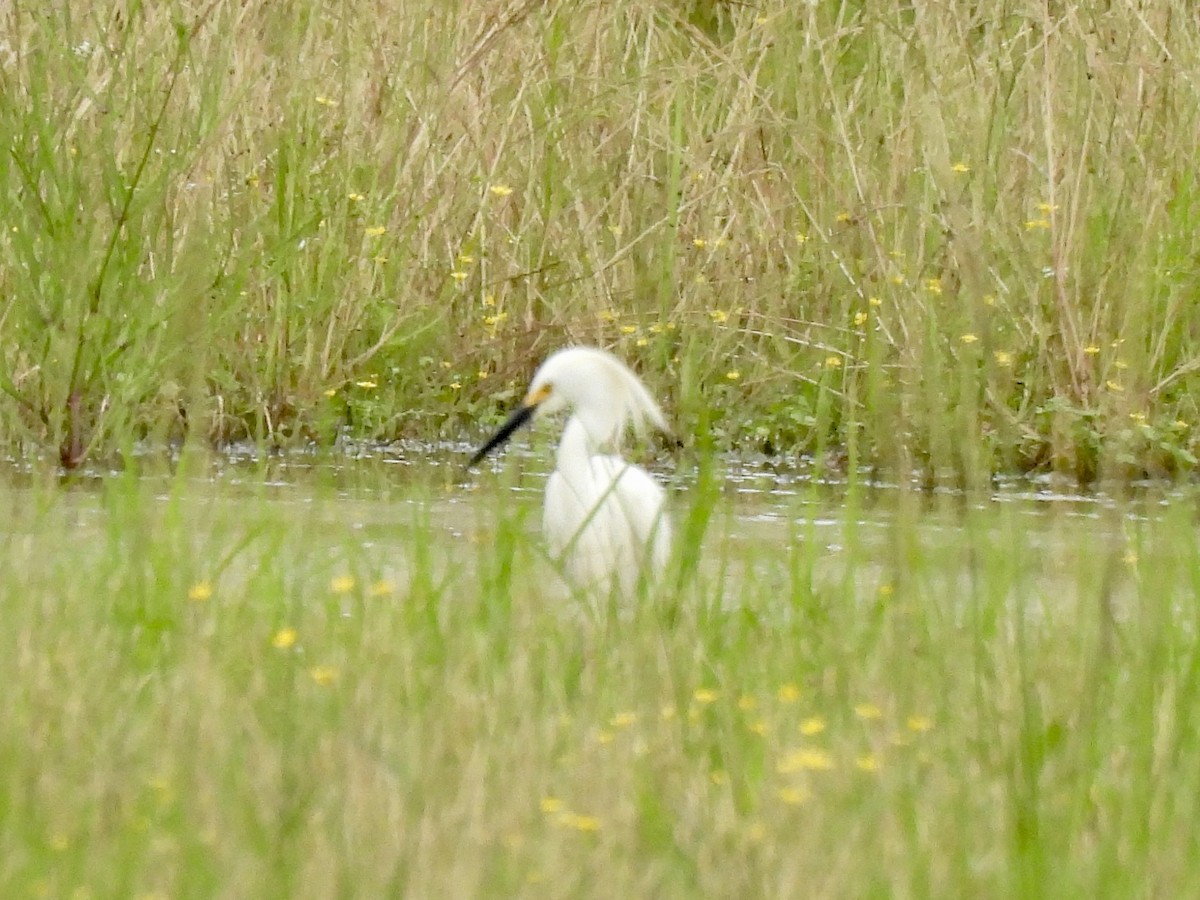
[468,347,668,468]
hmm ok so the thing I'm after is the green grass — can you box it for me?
[6,1,1200,888]
[3,0,1200,479]
[3,463,1200,897]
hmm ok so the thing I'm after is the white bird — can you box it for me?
[469,346,672,597]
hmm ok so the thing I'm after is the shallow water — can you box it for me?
[0,439,1184,530]
[0,442,1181,578]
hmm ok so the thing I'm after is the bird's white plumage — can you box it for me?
[475,347,671,597]
[543,417,670,596]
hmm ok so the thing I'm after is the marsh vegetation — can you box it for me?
[3,0,1200,481]
[4,1,1200,896]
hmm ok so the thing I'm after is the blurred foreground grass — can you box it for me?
[2,465,1200,897]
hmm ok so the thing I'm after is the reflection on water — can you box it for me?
[0,440,1185,525]
[0,442,1185,616]
[1,439,1190,556]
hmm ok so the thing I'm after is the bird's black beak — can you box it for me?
[467,402,537,468]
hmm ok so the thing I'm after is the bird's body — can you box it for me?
[469,347,671,597]
[543,418,671,595]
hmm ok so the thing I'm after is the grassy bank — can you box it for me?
[1,469,1198,896]
[3,0,1200,480]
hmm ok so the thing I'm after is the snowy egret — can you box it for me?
[468,347,672,596]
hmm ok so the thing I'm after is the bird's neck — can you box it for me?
[556,416,607,476]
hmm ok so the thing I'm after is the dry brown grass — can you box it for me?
[3,0,1200,477]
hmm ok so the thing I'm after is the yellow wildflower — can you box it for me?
[951,162,970,173]
[187,581,212,602]
[271,628,298,649]
[777,683,801,703]
[856,754,881,772]
[825,356,842,369]
[725,371,741,381]
[693,688,719,704]
[777,787,808,805]
[314,96,338,107]
[854,311,868,326]
[993,351,1013,366]
[557,812,601,832]
[539,796,563,814]
[347,192,365,202]
[777,748,835,772]
[925,278,943,295]
[355,380,377,389]
[309,665,339,686]
[960,333,979,344]
[368,580,396,596]
[854,703,883,720]
[906,715,933,732]
[489,184,514,197]
[450,271,469,282]
[709,310,729,324]
[331,575,356,594]
[799,716,826,736]
[364,226,386,237]
[1025,219,1051,230]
